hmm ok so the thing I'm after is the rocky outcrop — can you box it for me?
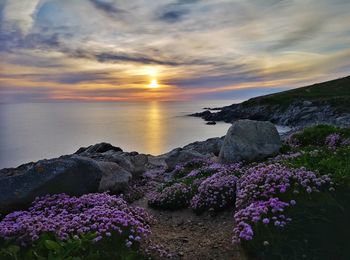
[182,137,224,156]
[159,148,209,171]
[219,120,281,163]
[98,162,132,193]
[0,155,139,213]
[0,156,103,213]
[0,127,276,213]
[75,142,123,155]
[192,76,350,128]
[192,101,350,128]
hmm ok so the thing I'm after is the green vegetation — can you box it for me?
[270,125,350,259]
[292,124,350,147]
[241,76,350,112]
[0,233,145,260]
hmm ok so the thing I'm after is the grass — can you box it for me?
[272,125,350,259]
[291,124,350,147]
[240,76,350,112]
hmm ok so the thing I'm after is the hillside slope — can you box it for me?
[192,76,350,127]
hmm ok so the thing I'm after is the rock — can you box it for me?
[336,115,350,126]
[75,142,122,155]
[106,153,134,172]
[191,96,350,128]
[129,154,149,177]
[162,148,208,171]
[0,155,103,214]
[206,121,216,125]
[302,100,313,106]
[183,137,224,156]
[219,120,281,163]
[98,162,132,193]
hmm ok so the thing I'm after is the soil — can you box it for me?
[133,198,247,260]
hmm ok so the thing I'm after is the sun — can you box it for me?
[149,79,159,89]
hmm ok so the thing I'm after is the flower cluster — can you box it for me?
[325,133,350,149]
[270,152,302,162]
[147,183,194,210]
[0,193,152,248]
[190,172,238,213]
[172,159,212,179]
[233,198,292,243]
[147,160,242,211]
[233,163,333,244]
[143,167,166,181]
[284,134,300,148]
[325,133,342,149]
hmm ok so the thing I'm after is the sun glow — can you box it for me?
[149,79,159,89]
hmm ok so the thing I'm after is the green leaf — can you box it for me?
[44,240,62,252]
[7,245,20,254]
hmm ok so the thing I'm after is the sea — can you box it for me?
[0,101,290,169]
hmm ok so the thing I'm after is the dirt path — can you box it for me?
[133,198,247,260]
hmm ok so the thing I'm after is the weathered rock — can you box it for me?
[75,142,123,155]
[183,137,224,156]
[98,162,132,193]
[219,120,281,163]
[0,155,103,213]
[129,154,149,177]
[162,148,208,170]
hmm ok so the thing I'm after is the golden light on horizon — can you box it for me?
[149,79,159,89]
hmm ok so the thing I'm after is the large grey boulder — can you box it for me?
[0,155,103,214]
[0,155,135,214]
[219,120,281,163]
[98,162,132,193]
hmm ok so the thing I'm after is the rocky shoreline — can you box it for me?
[190,75,350,128]
[191,99,350,128]
[0,120,281,214]
[1,119,349,259]
[0,136,221,214]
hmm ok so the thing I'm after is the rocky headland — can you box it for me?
[191,76,350,128]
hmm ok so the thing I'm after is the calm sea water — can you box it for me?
[0,101,238,169]
[0,101,291,169]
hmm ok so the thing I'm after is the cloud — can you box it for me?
[158,7,188,23]
[0,0,350,102]
[88,0,126,18]
[1,0,42,35]
[95,52,181,66]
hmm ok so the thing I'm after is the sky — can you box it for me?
[0,0,350,102]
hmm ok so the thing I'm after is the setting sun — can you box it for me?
[149,79,159,89]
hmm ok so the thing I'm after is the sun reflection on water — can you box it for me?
[146,101,163,155]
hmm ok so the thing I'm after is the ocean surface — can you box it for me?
[0,101,290,169]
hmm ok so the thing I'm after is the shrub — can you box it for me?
[291,125,350,147]
[283,146,350,184]
[147,160,242,212]
[147,183,195,210]
[0,193,152,259]
[171,159,211,179]
[233,163,341,259]
[190,172,238,213]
